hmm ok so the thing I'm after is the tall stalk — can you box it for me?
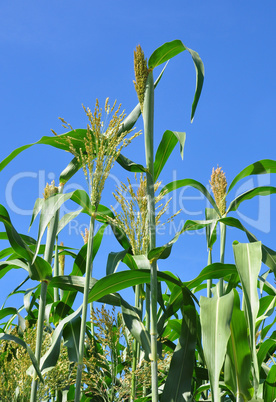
[219,221,226,296]
[210,166,227,298]
[207,248,213,298]
[75,215,95,401]
[143,70,158,401]
[30,183,61,402]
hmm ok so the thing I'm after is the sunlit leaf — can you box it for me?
[200,288,234,402]
[148,39,204,121]
[224,289,254,400]
[227,159,276,194]
[154,130,186,181]
[233,241,261,396]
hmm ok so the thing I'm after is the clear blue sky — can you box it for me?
[1,1,276,308]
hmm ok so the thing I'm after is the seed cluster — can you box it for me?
[210,166,227,216]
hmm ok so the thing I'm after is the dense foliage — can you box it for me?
[0,40,275,401]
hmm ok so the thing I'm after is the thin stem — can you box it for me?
[75,215,95,402]
[30,280,48,402]
[207,248,212,298]
[30,188,61,402]
[53,238,59,303]
[131,284,141,400]
[143,70,158,402]
[219,221,226,297]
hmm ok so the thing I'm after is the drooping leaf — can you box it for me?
[116,153,147,173]
[0,333,43,382]
[205,208,219,250]
[148,218,218,262]
[219,217,276,275]
[106,249,129,275]
[40,305,82,374]
[227,186,276,213]
[0,204,52,281]
[154,130,186,181]
[233,241,262,396]
[160,178,220,215]
[200,288,234,402]
[148,39,204,121]
[0,129,89,173]
[227,159,276,194]
[120,298,151,360]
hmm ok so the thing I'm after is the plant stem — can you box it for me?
[30,189,61,402]
[143,70,158,402]
[30,280,48,402]
[131,284,141,400]
[219,222,226,296]
[207,248,212,298]
[53,238,59,302]
[75,215,95,402]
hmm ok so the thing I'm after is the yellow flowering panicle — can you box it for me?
[67,98,141,209]
[43,180,58,200]
[108,174,180,255]
[81,228,89,244]
[209,166,227,216]
[133,45,149,112]
[58,241,65,276]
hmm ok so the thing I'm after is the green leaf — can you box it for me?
[257,331,276,368]
[106,249,129,275]
[233,241,261,396]
[116,153,147,173]
[0,204,52,281]
[263,365,276,402]
[0,129,88,172]
[205,208,219,250]
[154,130,186,181]
[33,193,73,261]
[227,159,276,194]
[148,218,218,262]
[0,333,43,383]
[63,314,81,363]
[224,289,254,401]
[184,263,237,291]
[59,156,81,185]
[40,305,82,374]
[120,298,151,360]
[219,217,276,275]
[160,178,220,216]
[161,290,197,402]
[200,288,234,402]
[227,186,276,213]
[148,39,204,121]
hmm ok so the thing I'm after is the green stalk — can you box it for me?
[30,280,48,401]
[218,222,226,296]
[30,186,61,401]
[75,215,95,402]
[53,238,60,302]
[131,284,141,400]
[143,70,158,402]
[207,248,213,298]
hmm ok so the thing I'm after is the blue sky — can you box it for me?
[1,1,276,309]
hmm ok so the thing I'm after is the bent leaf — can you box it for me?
[154,130,186,181]
[148,39,204,121]
[0,333,43,383]
[227,159,276,194]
